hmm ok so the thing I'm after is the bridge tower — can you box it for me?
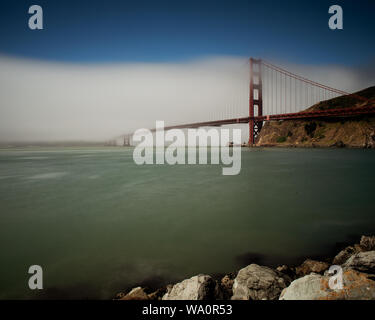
[249,58,263,145]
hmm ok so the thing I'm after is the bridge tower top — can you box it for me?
[249,58,263,145]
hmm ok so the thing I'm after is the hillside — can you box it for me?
[256,86,375,148]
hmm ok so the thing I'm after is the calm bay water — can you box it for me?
[0,147,374,299]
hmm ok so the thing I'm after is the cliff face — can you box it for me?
[257,117,375,148]
[256,86,375,148]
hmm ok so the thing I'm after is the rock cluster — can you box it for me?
[281,236,375,300]
[115,235,375,300]
[279,269,375,300]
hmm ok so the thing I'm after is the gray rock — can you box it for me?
[280,273,329,300]
[360,236,375,251]
[342,251,375,274]
[162,275,221,300]
[231,264,287,300]
[280,269,375,300]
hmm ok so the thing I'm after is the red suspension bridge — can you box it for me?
[123,58,375,146]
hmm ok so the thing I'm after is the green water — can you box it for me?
[0,147,374,299]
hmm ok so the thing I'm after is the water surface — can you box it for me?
[0,147,374,299]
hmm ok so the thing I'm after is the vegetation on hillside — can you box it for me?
[306,86,375,111]
[256,86,375,148]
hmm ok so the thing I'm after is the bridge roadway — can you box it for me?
[150,103,375,132]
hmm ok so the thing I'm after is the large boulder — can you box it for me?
[360,236,375,251]
[231,264,288,300]
[296,259,329,277]
[280,269,375,300]
[342,251,375,274]
[162,275,221,300]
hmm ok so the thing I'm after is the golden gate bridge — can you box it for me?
[122,58,375,146]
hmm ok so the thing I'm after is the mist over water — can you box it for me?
[0,55,374,144]
[0,147,374,299]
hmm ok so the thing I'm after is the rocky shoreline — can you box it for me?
[114,235,375,300]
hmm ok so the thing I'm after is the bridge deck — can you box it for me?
[153,103,375,132]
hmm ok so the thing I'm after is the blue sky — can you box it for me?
[0,0,374,65]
